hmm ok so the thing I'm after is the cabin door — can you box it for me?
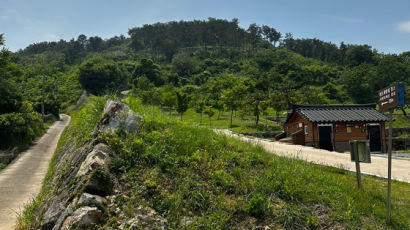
[367,124,381,152]
[318,124,333,151]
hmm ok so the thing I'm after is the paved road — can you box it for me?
[0,115,70,230]
[217,129,410,183]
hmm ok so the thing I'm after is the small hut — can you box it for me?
[277,104,388,153]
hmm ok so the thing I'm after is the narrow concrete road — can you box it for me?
[217,129,410,183]
[0,114,70,230]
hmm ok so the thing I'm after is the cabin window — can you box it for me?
[346,124,352,134]
[304,125,308,135]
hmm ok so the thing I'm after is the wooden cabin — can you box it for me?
[277,104,388,153]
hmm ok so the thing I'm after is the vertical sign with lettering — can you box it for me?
[378,82,405,112]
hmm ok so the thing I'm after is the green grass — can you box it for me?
[132,102,282,135]
[119,96,410,229]
[392,107,410,128]
[393,116,410,128]
[17,96,410,229]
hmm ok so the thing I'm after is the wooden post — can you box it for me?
[387,109,393,222]
[354,141,362,189]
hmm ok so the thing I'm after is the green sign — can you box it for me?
[350,140,371,163]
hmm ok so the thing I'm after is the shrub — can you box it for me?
[212,169,235,192]
[0,111,44,150]
[248,193,265,218]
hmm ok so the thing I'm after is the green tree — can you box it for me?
[172,53,198,78]
[133,58,163,87]
[342,64,376,103]
[296,86,330,105]
[345,45,375,67]
[195,100,205,124]
[160,85,177,114]
[175,91,189,120]
[248,91,267,125]
[78,57,128,95]
[270,90,287,119]
[221,76,253,127]
[203,106,215,126]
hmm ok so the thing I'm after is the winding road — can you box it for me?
[218,129,410,183]
[0,114,70,230]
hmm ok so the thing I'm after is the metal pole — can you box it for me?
[41,75,45,120]
[387,109,393,223]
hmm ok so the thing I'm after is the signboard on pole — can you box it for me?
[349,140,371,189]
[378,82,405,112]
[378,82,405,223]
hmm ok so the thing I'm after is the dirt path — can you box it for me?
[217,129,410,183]
[0,114,70,230]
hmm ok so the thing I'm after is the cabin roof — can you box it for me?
[285,104,388,123]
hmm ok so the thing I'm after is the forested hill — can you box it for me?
[2,18,409,137]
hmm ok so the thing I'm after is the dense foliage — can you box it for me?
[0,34,45,150]
[3,18,410,150]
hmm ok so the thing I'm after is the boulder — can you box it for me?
[77,193,107,212]
[76,143,111,178]
[52,197,78,230]
[96,100,142,133]
[119,206,166,230]
[40,199,65,230]
[84,168,113,196]
[120,90,131,98]
[61,206,103,230]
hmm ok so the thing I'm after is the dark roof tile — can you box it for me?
[287,104,388,123]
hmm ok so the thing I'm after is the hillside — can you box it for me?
[17,97,410,229]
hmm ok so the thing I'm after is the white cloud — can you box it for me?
[335,17,362,24]
[0,15,8,20]
[396,21,410,33]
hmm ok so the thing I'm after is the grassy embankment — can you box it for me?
[120,96,410,229]
[17,96,410,229]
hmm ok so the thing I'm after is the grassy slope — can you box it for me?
[17,96,410,229]
[120,97,410,229]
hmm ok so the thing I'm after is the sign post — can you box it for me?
[378,82,405,223]
[386,109,393,222]
[349,140,371,189]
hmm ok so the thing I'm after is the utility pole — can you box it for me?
[41,75,45,120]
[54,77,58,98]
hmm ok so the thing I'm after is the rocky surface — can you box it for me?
[36,100,166,229]
[61,206,103,230]
[96,100,142,133]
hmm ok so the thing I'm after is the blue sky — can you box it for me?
[1,0,410,53]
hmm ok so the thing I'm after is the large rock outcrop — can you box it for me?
[37,100,163,230]
[96,100,142,133]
